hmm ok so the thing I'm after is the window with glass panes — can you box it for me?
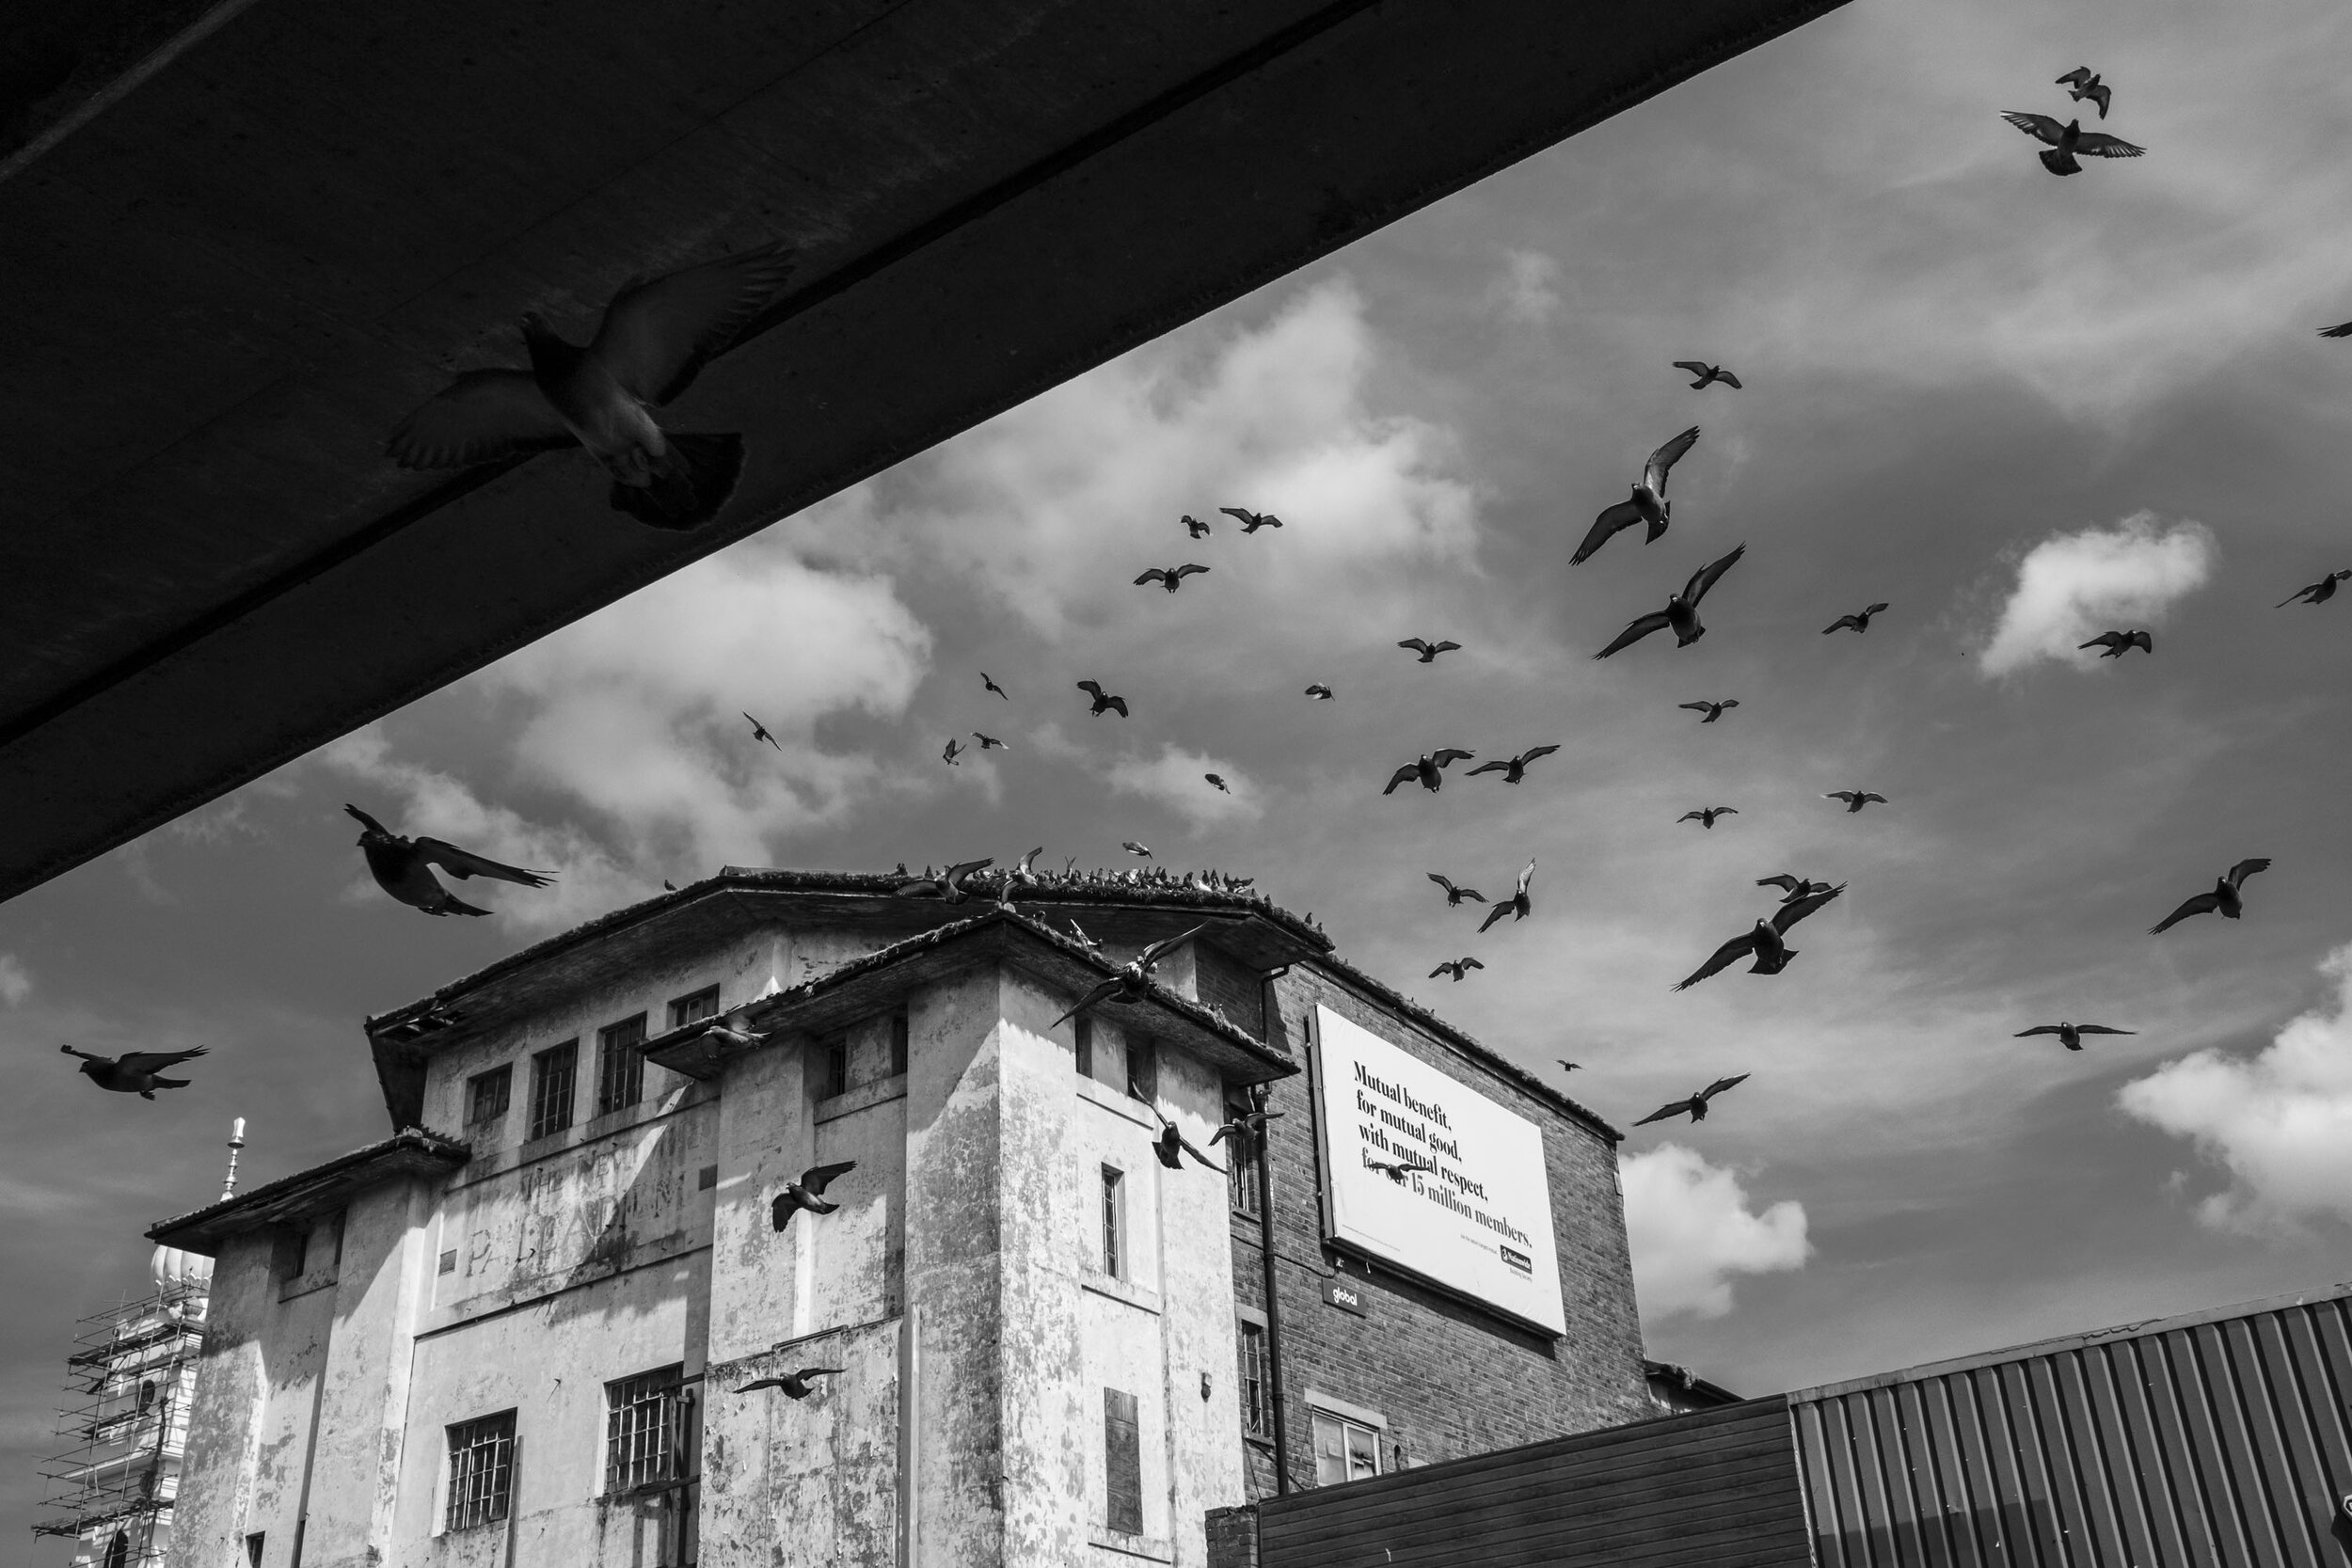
[665,987,720,1030]
[445,1411,516,1530]
[604,1366,687,1495]
[1311,1409,1382,1485]
[595,1014,646,1117]
[466,1064,511,1127]
[526,1041,577,1141]
[1236,1320,1269,1437]
[1100,1165,1125,1278]
[1225,1088,1262,1216]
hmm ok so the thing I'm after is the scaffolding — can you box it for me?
[33,1279,208,1568]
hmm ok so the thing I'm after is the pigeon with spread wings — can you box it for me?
[2055,67,2112,118]
[1367,1157,1435,1183]
[1593,545,1747,658]
[2150,859,2271,935]
[345,804,553,917]
[1673,884,1845,991]
[1824,791,1887,814]
[1468,745,1559,784]
[1398,638,1462,664]
[1429,958,1484,982]
[2000,112,2144,175]
[1220,507,1282,532]
[742,712,782,750]
[60,1044,209,1100]
[771,1162,859,1230]
[1136,563,1210,594]
[735,1368,842,1400]
[2016,1022,2136,1052]
[1184,515,1212,538]
[1681,700,1740,723]
[1756,874,1833,904]
[1076,681,1130,718]
[2277,570,2350,606]
[2079,630,2153,657]
[1679,807,1738,830]
[1134,1088,1217,1171]
[1822,603,1889,635]
[1210,1105,1284,1148]
[1478,860,1535,933]
[1384,751,1475,795]
[1634,1074,1751,1126]
[1574,426,1701,563]
[387,244,795,529]
[1673,362,1741,390]
[1426,872,1486,906]
[1051,926,1213,1027]
[981,672,1010,699]
[896,858,993,902]
[1304,683,1334,700]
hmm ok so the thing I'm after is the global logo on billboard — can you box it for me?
[1500,1243,1533,1275]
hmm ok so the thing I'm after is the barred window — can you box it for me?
[445,1411,516,1530]
[1236,1320,1269,1437]
[467,1065,511,1127]
[526,1041,577,1141]
[1225,1088,1262,1217]
[604,1367,687,1495]
[666,987,720,1031]
[596,1014,647,1117]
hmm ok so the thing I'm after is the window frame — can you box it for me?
[1309,1405,1385,1487]
[1100,1164,1126,1280]
[888,1008,910,1078]
[1235,1319,1269,1439]
[665,986,722,1031]
[1073,1015,1094,1080]
[1103,1387,1143,1535]
[595,1013,648,1117]
[1224,1086,1262,1217]
[603,1365,689,1497]
[526,1040,579,1142]
[465,1063,512,1129]
[817,1030,850,1101]
[444,1409,517,1532]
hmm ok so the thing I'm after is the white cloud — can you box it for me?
[1978,513,2215,676]
[0,954,29,1006]
[1104,745,1264,830]
[1622,1144,1811,1321]
[475,546,931,865]
[1490,248,1563,327]
[2119,942,2352,1231]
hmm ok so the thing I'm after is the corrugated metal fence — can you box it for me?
[1255,1396,1812,1566]
[1788,1283,2352,1568]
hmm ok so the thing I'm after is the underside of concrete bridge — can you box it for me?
[0,0,1846,904]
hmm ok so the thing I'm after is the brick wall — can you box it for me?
[1204,1502,1260,1567]
[1222,960,1648,1500]
[1194,942,1267,1037]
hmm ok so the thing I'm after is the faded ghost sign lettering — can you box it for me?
[1315,1005,1566,1335]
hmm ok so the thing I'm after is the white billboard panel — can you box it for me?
[1314,1005,1566,1335]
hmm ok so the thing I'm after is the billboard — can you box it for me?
[1313,1005,1565,1335]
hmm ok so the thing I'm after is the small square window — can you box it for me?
[465,1065,511,1128]
[1311,1409,1383,1486]
[666,987,721,1031]
[527,1041,578,1141]
[889,1009,909,1077]
[445,1411,516,1530]
[596,1015,647,1117]
[437,1250,456,1275]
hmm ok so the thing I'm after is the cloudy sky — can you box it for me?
[10,0,2352,1545]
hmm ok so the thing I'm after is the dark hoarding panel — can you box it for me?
[1256,1397,1811,1567]
[1791,1282,2352,1568]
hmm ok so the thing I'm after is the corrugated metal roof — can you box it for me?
[1788,1281,2352,1567]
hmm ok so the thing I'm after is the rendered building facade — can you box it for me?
[147,869,1649,1567]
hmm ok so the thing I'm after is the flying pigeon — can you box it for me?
[1556,1059,1581,1074]
[972,732,1008,752]
[1135,1089,1217,1171]
[1672,884,1844,990]
[1678,807,1739,829]
[1136,564,1211,594]
[1076,681,1130,718]
[1204,774,1230,793]
[1398,639,1462,664]
[60,1044,208,1100]
[982,672,1010,699]
[1478,860,1535,933]
[2055,66,2112,118]
[1051,926,1213,1027]
[696,1015,768,1051]
[387,244,796,529]
[2318,323,2352,341]
[1220,507,1282,532]
[742,712,782,750]
[1823,791,1887,814]
[2015,1022,2136,1052]
[736,1368,842,1400]
[1468,745,1560,784]
[942,737,964,767]
[1429,958,1485,982]
[771,1162,859,1230]
[1634,1074,1751,1126]
[1384,750,1476,795]
[1673,362,1741,390]
[1304,684,1335,700]
[1680,700,1740,723]
[1573,426,1702,564]
[1822,603,1889,635]
[344,804,553,917]
[1184,515,1212,538]
[1756,873,1833,904]
[2277,570,2351,607]
[896,858,993,902]
[2079,629,2153,657]
[1426,872,1486,906]
[1367,1157,1435,1183]
[2149,859,2270,935]
[1593,545,1748,658]
[1210,1106,1285,1148]
[1122,841,1153,859]
[1999,112,2144,176]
